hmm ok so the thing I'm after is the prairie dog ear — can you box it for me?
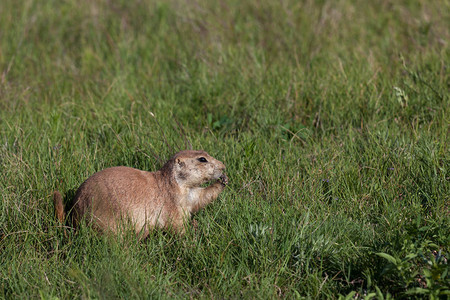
[177,159,185,168]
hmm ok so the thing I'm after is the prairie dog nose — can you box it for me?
[217,161,226,171]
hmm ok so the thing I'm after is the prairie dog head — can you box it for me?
[172,150,226,187]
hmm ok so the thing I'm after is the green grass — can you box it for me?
[1,0,449,298]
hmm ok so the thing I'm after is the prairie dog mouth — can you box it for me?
[213,170,224,179]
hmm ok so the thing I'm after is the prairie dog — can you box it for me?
[53,150,228,236]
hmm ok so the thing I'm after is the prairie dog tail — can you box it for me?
[53,191,66,223]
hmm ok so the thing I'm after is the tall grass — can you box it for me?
[1,0,448,298]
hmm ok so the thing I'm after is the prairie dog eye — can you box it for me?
[197,157,208,163]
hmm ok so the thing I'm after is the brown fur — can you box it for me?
[53,191,65,223]
[53,150,227,237]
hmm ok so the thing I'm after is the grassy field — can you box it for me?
[1,0,449,298]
